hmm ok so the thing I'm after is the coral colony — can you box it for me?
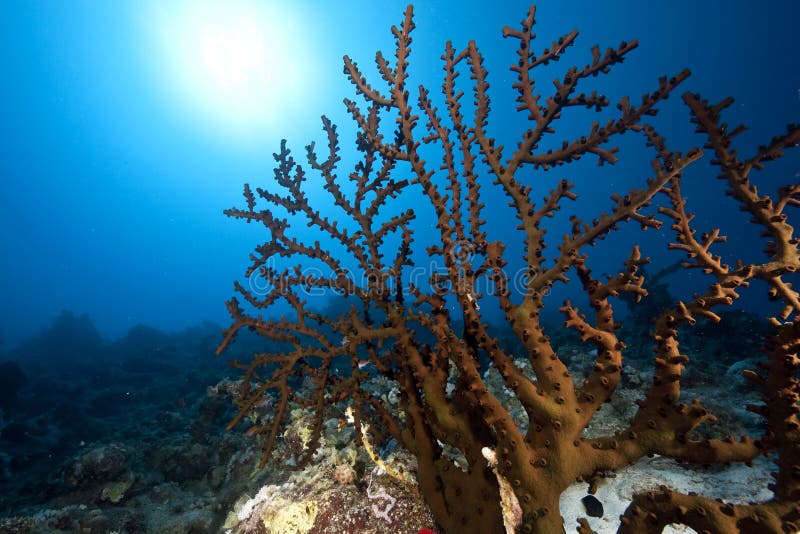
[217,5,799,534]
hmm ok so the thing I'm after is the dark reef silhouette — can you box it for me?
[0,312,241,531]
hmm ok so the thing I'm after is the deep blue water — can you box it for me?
[0,2,799,532]
[1,0,798,346]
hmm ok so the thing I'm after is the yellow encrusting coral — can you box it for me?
[261,499,318,534]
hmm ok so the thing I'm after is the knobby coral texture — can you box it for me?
[217,5,800,534]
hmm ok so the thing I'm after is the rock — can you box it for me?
[581,495,604,518]
[64,444,128,488]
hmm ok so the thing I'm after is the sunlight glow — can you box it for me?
[149,0,315,141]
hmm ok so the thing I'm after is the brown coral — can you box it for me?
[218,4,799,533]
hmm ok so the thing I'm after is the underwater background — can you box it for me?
[1,1,799,533]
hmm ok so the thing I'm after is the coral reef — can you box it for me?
[219,4,800,533]
[0,315,438,533]
[0,317,247,532]
[223,437,437,534]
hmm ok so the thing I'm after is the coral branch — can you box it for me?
[219,5,800,533]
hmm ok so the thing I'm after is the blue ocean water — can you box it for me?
[0,1,798,532]
[1,0,797,345]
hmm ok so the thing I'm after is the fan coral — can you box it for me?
[218,4,799,533]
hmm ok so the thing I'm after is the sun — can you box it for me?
[148,0,314,140]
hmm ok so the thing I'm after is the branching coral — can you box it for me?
[217,4,799,533]
[615,95,800,534]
